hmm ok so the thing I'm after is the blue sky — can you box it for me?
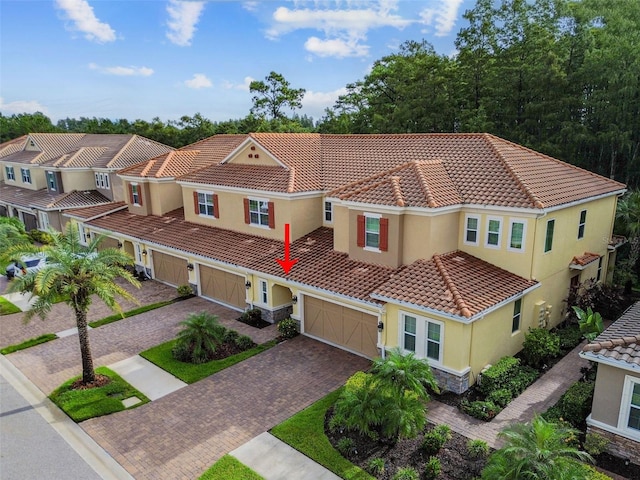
[0,0,476,124]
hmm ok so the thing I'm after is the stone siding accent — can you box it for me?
[432,366,470,394]
[587,425,640,465]
[249,304,293,324]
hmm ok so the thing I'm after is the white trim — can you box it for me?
[220,137,290,169]
[247,197,270,227]
[577,209,587,239]
[543,190,626,213]
[196,190,216,218]
[579,351,640,373]
[587,414,640,443]
[485,216,502,249]
[363,212,381,250]
[398,311,444,365]
[175,181,324,200]
[618,375,640,439]
[324,200,333,224]
[507,218,527,252]
[259,279,268,305]
[463,214,480,246]
[544,218,555,253]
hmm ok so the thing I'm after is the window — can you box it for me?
[512,299,522,333]
[619,376,640,437]
[596,256,603,282]
[486,217,502,247]
[198,192,215,216]
[365,216,380,249]
[103,173,109,189]
[95,173,100,188]
[78,224,88,245]
[544,219,555,252]
[400,313,443,363]
[5,166,15,181]
[130,184,141,205]
[508,220,526,251]
[357,214,389,252]
[324,201,333,222]
[135,244,143,263]
[21,168,31,184]
[578,210,587,239]
[250,199,269,226]
[464,215,479,245]
[38,211,50,231]
[260,280,268,304]
[46,171,56,191]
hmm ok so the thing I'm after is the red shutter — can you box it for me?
[357,215,365,247]
[380,218,389,252]
[243,198,250,224]
[213,194,219,219]
[128,184,134,204]
[268,202,275,229]
[137,185,143,206]
[193,191,199,215]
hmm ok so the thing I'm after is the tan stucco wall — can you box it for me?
[126,181,151,216]
[111,175,126,202]
[271,283,292,306]
[61,171,94,192]
[591,364,640,427]
[2,163,45,190]
[182,187,323,241]
[149,182,183,216]
[402,213,459,264]
[346,209,403,268]
[333,204,349,253]
[227,143,280,166]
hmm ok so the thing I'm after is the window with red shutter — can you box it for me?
[193,191,199,215]
[357,215,365,247]
[243,198,250,224]
[268,202,275,229]
[380,218,389,251]
[213,194,219,218]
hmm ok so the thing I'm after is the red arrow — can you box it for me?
[276,223,299,275]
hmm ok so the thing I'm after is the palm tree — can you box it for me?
[0,217,29,252]
[173,312,226,364]
[371,347,440,400]
[4,221,139,385]
[615,190,640,286]
[481,416,593,480]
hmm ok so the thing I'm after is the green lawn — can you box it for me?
[0,296,21,315]
[140,339,278,384]
[88,300,174,328]
[270,389,374,480]
[199,455,264,480]
[1,333,58,354]
[49,366,150,422]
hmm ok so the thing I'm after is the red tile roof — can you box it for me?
[570,252,600,267]
[63,202,127,220]
[0,181,111,210]
[154,133,623,208]
[372,251,538,319]
[582,302,640,369]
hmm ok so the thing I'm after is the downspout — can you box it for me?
[530,210,547,281]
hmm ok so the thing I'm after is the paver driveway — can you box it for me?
[84,336,369,480]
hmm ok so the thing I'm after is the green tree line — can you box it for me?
[2,0,638,187]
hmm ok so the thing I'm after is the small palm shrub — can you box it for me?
[521,328,561,369]
[278,318,299,339]
[392,467,419,480]
[467,439,490,459]
[235,334,255,351]
[424,457,441,480]
[367,457,385,475]
[223,329,239,344]
[422,424,451,455]
[336,437,355,457]
[172,312,226,364]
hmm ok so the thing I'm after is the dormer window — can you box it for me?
[357,213,388,252]
[193,191,218,218]
[129,183,142,206]
[21,168,31,184]
[5,166,15,181]
[324,201,333,222]
[47,171,56,191]
[244,198,274,228]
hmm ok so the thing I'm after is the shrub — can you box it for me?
[422,429,448,455]
[467,439,490,459]
[278,318,299,339]
[486,388,513,408]
[424,457,441,480]
[223,329,239,344]
[461,399,500,421]
[555,380,595,428]
[583,431,609,456]
[392,467,419,480]
[367,457,385,475]
[509,367,539,395]
[433,423,452,442]
[240,308,263,325]
[29,229,54,245]
[335,437,354,457]
[478,356,520,395]
[172,312,226,364]
[176,284,193,297]
[555,324,583,351]
[521,328,561,369]
[235,335,255,351]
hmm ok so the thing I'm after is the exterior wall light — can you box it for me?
[245,281,252,289]
[377,321,384,332]
[142,250,147,256]
[291,295,298,304]
[117,241,123,248]
[186,263,194,271]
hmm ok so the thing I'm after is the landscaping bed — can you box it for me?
[236,307,271,329]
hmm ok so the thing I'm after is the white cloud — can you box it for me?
[88,63,154,76]
[302,87,348,118]
[419,0,464,37]
[305,37,369,58]
[242,1,259,12]
[0,97,49,115]
[222,76,255,91]
[55,0,116,43]
[185,73,213,89]
[166,0,205,46]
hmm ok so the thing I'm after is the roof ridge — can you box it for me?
[389,176,405,207]
[433,253,472,318]
[484,134,544,209]
[107,135,136,168]
[413,162,438,208]
[287,166,296,193]
[141,158,157,177]
[583,334,640,352]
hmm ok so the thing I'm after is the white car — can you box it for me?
[5,254,48,279]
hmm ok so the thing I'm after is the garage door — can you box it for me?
[304,296,379,358]
[152,251,188,287]
[98,236,119,251]
[23,212,37,231]
[199,265,245,309]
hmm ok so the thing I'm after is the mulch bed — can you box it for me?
[325,408,488,479]
[595,453,640,480]
[236,316,271,329]
[208,341,251,360]
[71,374,111,390]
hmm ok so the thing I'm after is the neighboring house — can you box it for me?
[65,133,625,393]
[580,302,640,464]
[0,133,174,232]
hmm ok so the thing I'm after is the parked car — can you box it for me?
[5,254,48,279]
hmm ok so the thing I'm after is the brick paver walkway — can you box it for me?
[427,341,590,448]
[81,336,369,480]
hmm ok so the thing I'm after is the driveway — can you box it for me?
[4,284,370,479]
